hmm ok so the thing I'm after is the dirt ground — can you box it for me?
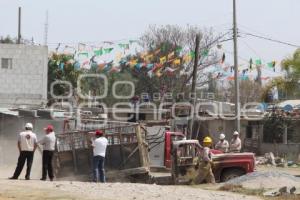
[1,165,299,200]
[0,179,261,200]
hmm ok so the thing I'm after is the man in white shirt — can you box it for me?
[9,123,37,180]
[230,131,242,153]
[215,133,229,153]
[39,125,56,181]
[92,130,108,183]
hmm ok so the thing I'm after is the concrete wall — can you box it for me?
[259,143,300,162]
[200,119,248,145]
[0,44,48,107]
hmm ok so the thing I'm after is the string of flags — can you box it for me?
[52,38,280,81]
[54,38,220,78]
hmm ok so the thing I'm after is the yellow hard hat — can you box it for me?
[203,136,212,144]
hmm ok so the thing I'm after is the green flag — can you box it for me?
[255,59,262,65]
[267,62,273,68]
[129,40,139,44]
[103,48,114,54]
[118,43,129,49]
[201,49,209,57]
[78,52,88,58]
[189,51,195,58]
[94,49,103,56]
[175,46,183,54]
[267,61,276,68]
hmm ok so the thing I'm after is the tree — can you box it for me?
[227,79,263,105]
[48,53,82,104]
[261,49,300,102]
[47,25,223,106]
[280,48,300,98]
[0,35,16,44]
[138,25,222,102]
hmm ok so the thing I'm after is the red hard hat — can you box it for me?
[44,125,54,132]
[95,130,104,136]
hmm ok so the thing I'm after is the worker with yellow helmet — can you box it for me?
[197,136,215,184]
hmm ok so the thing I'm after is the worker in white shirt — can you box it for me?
[39,125,56,181]
[215,133,229,153]
[9,123,37,180]
[230,131,242,153]
[92,130,108,183]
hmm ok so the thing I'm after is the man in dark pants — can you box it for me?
[9,123,37,180]
[91,130,108,183]
[39,125,56,181]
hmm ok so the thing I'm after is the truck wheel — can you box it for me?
[221,168,245,182]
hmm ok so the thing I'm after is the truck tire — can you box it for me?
[221,168,245,182]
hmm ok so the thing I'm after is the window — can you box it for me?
[1,58,13,69]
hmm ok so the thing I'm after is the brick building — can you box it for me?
[0,44,48,107]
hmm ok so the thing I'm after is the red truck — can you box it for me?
[164,131,223,168]
[164,131,255,182]
[171,139,255,184]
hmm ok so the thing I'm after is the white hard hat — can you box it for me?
[219,133,225,140]
[25,123,33,129]
[233,131,239,136]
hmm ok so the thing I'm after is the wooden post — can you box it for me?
[118,127,125,169]
[71,134,78,173]
[135,125,148,167]
[188,34,200,139]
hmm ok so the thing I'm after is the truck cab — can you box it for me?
[164,131,222,169]
[171,140,255,184]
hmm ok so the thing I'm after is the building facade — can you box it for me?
[0,44,48,107]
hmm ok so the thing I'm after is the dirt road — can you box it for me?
[0,179,261,200]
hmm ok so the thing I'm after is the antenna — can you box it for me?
[44,10,48,46]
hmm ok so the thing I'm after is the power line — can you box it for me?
[241,31,300,48]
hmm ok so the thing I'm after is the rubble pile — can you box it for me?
[226,171,300,189]
[255,152,287,167]
[263,186,300,197]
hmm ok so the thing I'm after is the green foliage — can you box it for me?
[48,53,82,99]
[261,49,300,102]
[0,35,16,44]
[262,111,295,143]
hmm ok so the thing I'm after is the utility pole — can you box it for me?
[233,0,240,132]
[44,10,49,46]
[17,7,21,44]
[188,34,200,139]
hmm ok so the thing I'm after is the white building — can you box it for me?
[0,44,48,107]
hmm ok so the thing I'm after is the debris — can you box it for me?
[263,186,298,197]
[290,186,296,194]
[267,152,276,166]
[255,152,287,167]
[226,171,300,189]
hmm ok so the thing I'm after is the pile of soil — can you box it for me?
[227,170,300,189]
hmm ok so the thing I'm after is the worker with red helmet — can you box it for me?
[91,130,108,183]
[39,125,56,181]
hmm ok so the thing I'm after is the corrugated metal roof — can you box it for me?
[0,108,19,116]
[278,100,300,108]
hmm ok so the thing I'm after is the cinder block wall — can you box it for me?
[0,44,48,107]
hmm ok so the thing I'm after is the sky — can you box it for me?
[0,0,300,67]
